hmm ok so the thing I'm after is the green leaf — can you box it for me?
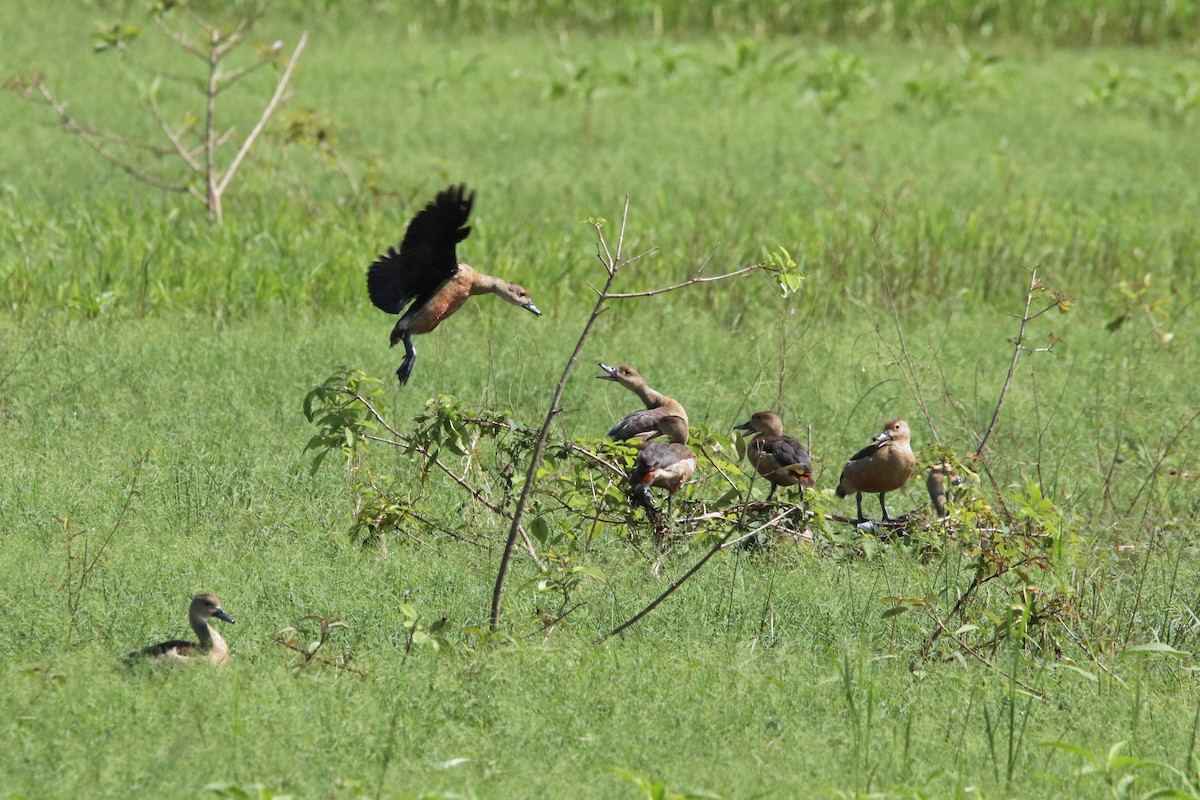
[1122,642,1190,658]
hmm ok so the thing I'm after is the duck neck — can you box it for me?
[659,415,690,444]
[465,266,498,296]
[207,626,229,663]
[632,384,668,409]
[190,615,214,649]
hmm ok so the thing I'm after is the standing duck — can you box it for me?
[629,415,697,521]
[835,419,917,522]
[735,411,814,500]
[596,363,695,521]
[596,363,689,442]
[367,184,541,385]
[129,594,236,665]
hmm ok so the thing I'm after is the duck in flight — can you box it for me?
[128,594,236,666]
[367,184,541,385]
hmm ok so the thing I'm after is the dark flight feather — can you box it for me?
[367,184,474,316]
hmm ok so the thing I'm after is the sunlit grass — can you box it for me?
[3,2,1200,799]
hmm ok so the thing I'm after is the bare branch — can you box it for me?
[154,14,201,58]
[604,262,766,299]
[976,268,1039,456]
[597,506,804,644]
[29,80,189,193]
[149,91,202,173]
[216,32,307,196]
[217,57,272,91]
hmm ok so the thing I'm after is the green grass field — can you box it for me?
[3,2,1200,798]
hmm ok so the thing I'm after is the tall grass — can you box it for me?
[286,0,1200,45]
[4,12,1200,317]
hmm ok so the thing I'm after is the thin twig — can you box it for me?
[604,262,765,299]
[922,608,1045,699]
[216,32,308,196]
[976,268,1039,456]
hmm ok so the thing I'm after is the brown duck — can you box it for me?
[596,363,695,519]
[629,415,697,520]
[596,363,689,442]
[735,411,814,500]
[367,184,541,385]
[835,419,917,522]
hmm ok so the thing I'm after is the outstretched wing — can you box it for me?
[367,184,474,315]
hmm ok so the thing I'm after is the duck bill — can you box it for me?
[523,301,542,316]
[734,420,754,432]
[597,363,619,380]
[874,432,892,443]
[214,609,236,624]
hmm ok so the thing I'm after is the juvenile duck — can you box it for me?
[129,594,236,666]
[835,419,917,522]
[735,411,814,500]
[367,184,541,385]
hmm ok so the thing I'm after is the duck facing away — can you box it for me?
[596,363,689,442]
[836,419,917,522]
[926,461,965,518]
[129,594,236,666]
[735,411,814,501]
[367,184,541,385]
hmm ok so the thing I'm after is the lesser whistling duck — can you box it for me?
[835,419,917,522]
[596,363,689,442]
[367,184,541,385]
[129,594,236,665]
[596,363,695,519]
[926,461,964,518]
[629,414,697,520]
[735,411,814,501]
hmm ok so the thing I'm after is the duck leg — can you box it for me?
[396,332,417,386]
[766,484,778,502]
[855,492,866,523]
[878,493,890,521]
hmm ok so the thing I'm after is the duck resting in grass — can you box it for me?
[128,594,236,666]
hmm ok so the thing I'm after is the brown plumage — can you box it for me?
[629,415,696,520]
[129,594,236,666]
[926,461,964,518]
[367,184,541,385]
[596,363,689,442]
[835,419,917,522]
[596,363,695,519]
[735,411,814,501]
